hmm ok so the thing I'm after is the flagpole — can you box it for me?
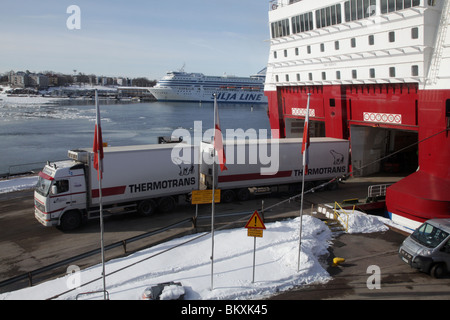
[95,90,107,300]
[210,94,217,291]
[298,93,311,273]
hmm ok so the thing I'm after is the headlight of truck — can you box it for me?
[418,248,432,256]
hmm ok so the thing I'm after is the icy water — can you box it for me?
[0,99,270,175]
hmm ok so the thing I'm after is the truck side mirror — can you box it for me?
[51,185,58,195]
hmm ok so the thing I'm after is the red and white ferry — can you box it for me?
[265,0,449,231]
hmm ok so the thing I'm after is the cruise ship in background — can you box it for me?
[265,0,449,230]
[149,68,268,103]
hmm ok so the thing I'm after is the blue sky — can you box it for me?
[0,0,270,80]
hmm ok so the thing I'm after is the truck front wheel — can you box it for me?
[59,211,81,231]
[138,200,156,216]
[430,263,447,279]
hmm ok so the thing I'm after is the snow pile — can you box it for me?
[338,209,389,234]
[0,216,333,300]
[0,176,38,194]
[160,284,186,300]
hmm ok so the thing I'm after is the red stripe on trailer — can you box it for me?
[218,170,293,183]
[92,186,127,198]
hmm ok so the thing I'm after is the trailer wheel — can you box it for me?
[59,211,81,231]
[236,188,250,201]
[221,190,236,203]
[138,200,156,216]
[158,197,176,213]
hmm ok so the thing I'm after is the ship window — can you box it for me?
[320,43,325,52]
[292,11,313,34]
[309,73,313,81]
[357,0,363,19]
[388,0,396,12]
[307,45,311,54]
[369,34,374,45]
[370,68,376,78]
[316,4,342,29]
[352,70,358,79]
[365,0,377,17]
[297,73,301,81]
[336,71,341,80]
[275,75,279,82]
[274,51,277,59]
[329,99,336,107]
[411,65,419,76]
[389,31,395,42]
[284,50,288,57]
[271,19,290,38]
[411,27,419,39]
[389,67,396,77]
[295,48,299,55]
[381,0,420,13]
[286,74,290,82]
[428,0,436,6]
[446,99,450,129]
[345,0,375,22]
[351,38,356,47]
[335,41,340,50]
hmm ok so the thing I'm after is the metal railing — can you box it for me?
[367,184,391,199]
[0,218,193,291]
[333,201,355,232]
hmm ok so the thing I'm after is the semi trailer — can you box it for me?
[34,138,349,230]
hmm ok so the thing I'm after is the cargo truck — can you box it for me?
[34,143,199,230]
[35,137,349,230]
[200,138,349,202]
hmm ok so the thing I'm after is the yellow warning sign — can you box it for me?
[245,210,266,230]
[191,189,221,205]
[247,229,263,238]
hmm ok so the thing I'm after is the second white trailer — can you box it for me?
[200,137,349,201]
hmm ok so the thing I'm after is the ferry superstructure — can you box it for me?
[149,69,268,104]
[265,0,450,230]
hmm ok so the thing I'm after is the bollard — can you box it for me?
[332,257,345,267]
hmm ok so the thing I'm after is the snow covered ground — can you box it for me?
[0,175,39,194]
[0,175,401,300]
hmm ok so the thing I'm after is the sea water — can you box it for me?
[0,100,270,174]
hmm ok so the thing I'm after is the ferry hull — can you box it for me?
[265,85,450,231]
[150,87,267,104]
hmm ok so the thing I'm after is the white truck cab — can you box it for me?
[34,160,87,229]
[399,218,450,278]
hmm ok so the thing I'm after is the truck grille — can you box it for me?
[400,249,413,262]
[35,199,45,213]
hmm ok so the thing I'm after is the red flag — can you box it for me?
[93,92,104,180]
[301,97,311,175]
[214,98,227,171]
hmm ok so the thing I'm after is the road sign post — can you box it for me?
[245,211,266,283]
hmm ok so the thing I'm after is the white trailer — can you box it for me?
[34,143,199,230]
[200,138,349,202]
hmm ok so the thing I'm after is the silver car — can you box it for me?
[399,218,450,278]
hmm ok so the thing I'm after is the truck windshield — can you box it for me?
[411,222,449,249]
[36,176,52,197]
